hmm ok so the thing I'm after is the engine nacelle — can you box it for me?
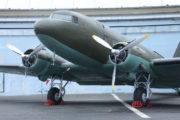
[22,49,66,78]
[21,49,51,76]
[110,42,128,64]
[109,42,150,72]
[29,58,50,75]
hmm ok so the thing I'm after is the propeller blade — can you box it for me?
[92,35,112,50]
[120,34,149,52]
[111,56,117,89]
[6,44,24,56]
[28,44,44,57]
[25,67,27,77]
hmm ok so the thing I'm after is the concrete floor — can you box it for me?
[0,93,180,120]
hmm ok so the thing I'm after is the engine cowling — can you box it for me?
[21,49,66,79]
[22,49,36,67]
[21,49,50,76]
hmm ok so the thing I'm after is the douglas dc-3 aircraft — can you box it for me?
[1,11,180,107]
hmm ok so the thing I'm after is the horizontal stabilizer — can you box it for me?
[174,42,180,57]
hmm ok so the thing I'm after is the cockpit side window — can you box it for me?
[72,16,78,23]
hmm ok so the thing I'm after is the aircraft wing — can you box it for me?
[0,64,107,85]
[0,64,35,76]
[151,57,180,78]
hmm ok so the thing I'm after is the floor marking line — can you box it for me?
[112,93,151,119]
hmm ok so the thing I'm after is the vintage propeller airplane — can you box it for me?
[1,10,180,107]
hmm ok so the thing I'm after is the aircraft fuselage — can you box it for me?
[34,11,162,80]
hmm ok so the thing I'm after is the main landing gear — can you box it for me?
[44,68,70,106]
[173,88,180,96]
[45,79,69,105]
[132,72,152,108]
[44,77,69,106]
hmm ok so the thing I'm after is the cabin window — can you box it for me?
[51,14,72,21]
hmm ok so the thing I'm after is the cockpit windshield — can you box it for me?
[51,14,72,21]
[50,13,79,24]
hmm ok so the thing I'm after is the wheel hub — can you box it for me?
[54,92,61,101]
[142,93,147,103]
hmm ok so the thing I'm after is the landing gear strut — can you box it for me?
[132,72,152,107]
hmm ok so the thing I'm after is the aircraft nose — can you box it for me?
[34,19,53,35]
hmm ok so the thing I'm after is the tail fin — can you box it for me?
[174,42,180,57]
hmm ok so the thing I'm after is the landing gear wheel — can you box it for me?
[47,87,62,105]
[178,92,180,96]
[133,87,147,104]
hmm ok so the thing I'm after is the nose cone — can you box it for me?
[34,19,67,42]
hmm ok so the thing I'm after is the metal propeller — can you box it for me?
[6,44,25,57]
[7,44,44,76]
[111,56,117,89]
[28,44,44,58]
[92,34,149,89]
[6,44,44,59]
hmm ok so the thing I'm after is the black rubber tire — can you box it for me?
[47,87,62,104]
[133,87,147,104]
[177,92,180,96]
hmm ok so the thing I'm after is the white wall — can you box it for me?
[0,0,180,9]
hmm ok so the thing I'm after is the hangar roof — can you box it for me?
[0,0,180,9]
[0,6,180,17]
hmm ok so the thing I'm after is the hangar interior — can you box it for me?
[0,5,180,95]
